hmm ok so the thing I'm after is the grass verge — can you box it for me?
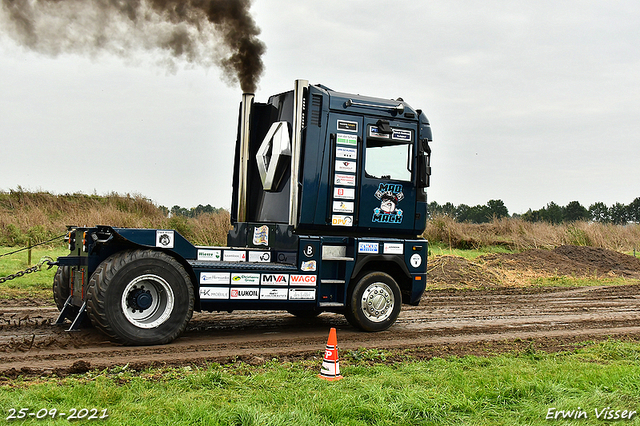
[0,246,67,301]
[428,241,515,260]
[1,340,640,425]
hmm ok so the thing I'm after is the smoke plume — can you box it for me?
[0,0,266,92]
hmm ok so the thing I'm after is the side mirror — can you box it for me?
[417,139,431,188]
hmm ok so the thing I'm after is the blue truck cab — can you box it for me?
[55,80,433,345]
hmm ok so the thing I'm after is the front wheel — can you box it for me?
[86,250,194,345]
[345,272,401,332]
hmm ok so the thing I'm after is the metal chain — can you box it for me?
[0,256,58,284]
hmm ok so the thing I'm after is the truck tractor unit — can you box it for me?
[54,79,433,345]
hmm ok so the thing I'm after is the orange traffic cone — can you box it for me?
[319,327,343,381]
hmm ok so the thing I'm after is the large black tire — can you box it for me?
[345,272,402,332]
[86,250,194,346]
[53,266,74,312]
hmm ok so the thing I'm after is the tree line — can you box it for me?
[159,204,227,218]
[428,198,640,225]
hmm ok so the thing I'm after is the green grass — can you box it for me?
[428,241,515,260]
[2,340,640,425]
[0,246,67,300]
[531,275,638,288]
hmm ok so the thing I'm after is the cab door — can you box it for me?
[357,118,418,236]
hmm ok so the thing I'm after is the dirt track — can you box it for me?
[3,283,640,377]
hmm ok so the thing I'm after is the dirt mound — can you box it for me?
[427,245,640,288]
[481,245,640,279]
[427,255,501,288]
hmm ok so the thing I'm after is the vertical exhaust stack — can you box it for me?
[237,93,254,223]
[289,79,309,227]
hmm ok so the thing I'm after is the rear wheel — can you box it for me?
[345,272,401,332]
[86,250,194,345]
[53,266,72,311]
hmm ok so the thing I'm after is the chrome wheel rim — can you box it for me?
[121,274,174,329]
[361,282,394,323]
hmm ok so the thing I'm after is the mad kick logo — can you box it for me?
[373,183,404,224]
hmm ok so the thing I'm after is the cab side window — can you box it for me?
[365,125,413,181]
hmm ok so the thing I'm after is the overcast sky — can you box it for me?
[1,1,638,215]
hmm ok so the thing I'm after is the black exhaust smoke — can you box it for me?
[0,0,266,92]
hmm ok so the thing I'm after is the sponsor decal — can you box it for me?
[337,120,358,132]
[199,286,229,300]
[197,249,221,261]
[372,183,405,224]
[336,146,357,159]
[392,128,412,141]
[223,250,246,262]
[336,133,358,146]
[369,126,390,139]
[230,288,259,300]
[290,274,317,286]
[289,288,316,301]
[155,230,174,249]
[303,244,315,258]
[200,272,231,285]
[301,260,317,272]
[334,173,355,186]
[261,273,289,286]
[335,160,357,173]
[332,215,353,227]
[410,253,423,268]
[252,225,269,246]
[248,251,271,262]
[358,242,379,254]
[383,243,404,254]
[334,187,355,200]
[260,288,288,300]
[231,273,260,284]
[333,200,354,213]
